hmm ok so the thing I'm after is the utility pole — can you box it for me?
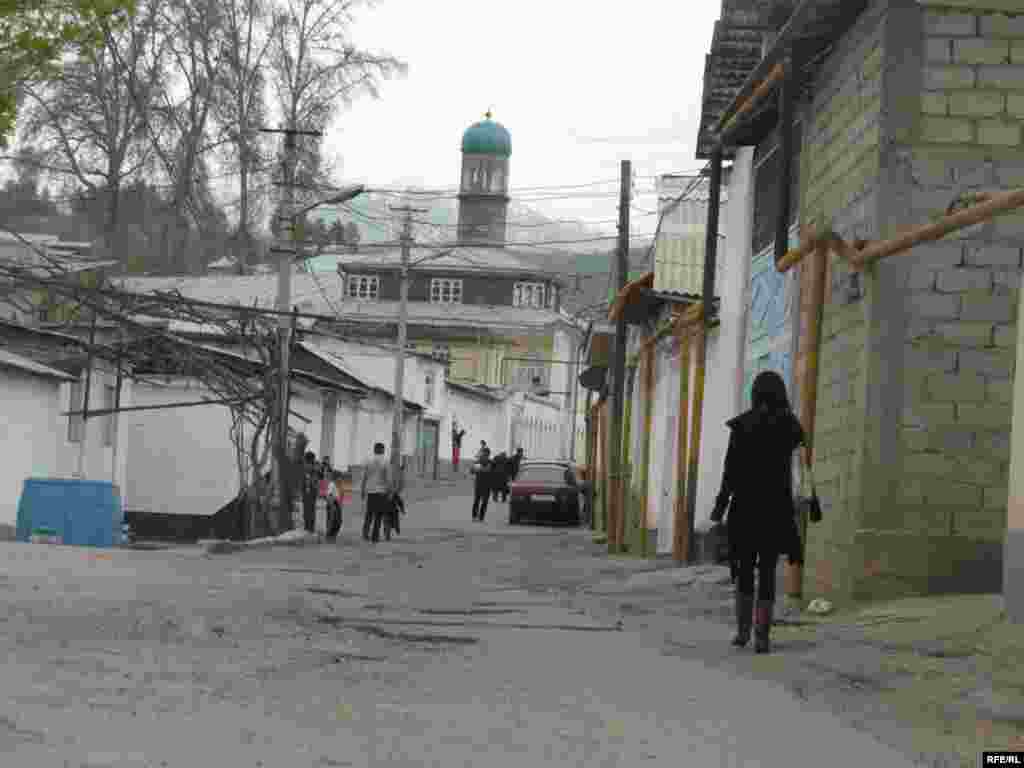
[75,310,98,479]
[260,124,321,531]
[389,204,427,492]
[608,159,631,554]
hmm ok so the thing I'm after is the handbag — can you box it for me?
[795,451,822,523]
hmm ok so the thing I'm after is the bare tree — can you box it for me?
[142,0,230,275]
[267,0,404,204]
[19,2,166,269]
[212,0,277,274]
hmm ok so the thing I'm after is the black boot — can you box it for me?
[754,601,774,654]
[732,592,754,647]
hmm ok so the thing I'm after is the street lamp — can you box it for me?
[273,183,365,531]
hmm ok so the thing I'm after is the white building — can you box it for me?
[0,323,131,532]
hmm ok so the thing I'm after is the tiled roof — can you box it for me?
[116,274,568,332]
[0,348,77,381]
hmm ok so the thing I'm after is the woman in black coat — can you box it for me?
[710,370,806,654]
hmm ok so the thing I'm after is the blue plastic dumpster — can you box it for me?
[16,479,122,548]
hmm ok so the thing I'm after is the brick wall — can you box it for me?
[801,0,1022,603]
[798,0,887,600]
[893,2,1024,584]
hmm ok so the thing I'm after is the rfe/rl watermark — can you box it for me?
[983,753,1024,765]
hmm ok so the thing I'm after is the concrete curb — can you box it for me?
[200,531,322,555]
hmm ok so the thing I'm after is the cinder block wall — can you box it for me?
[803,0,1024,603]
[883,1,1024,595]
[798,0,888,601]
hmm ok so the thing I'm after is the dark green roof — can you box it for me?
[461,116,511,157]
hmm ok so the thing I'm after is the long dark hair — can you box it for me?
[751,370,790,413]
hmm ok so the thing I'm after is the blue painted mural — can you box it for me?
[743,245,796,409]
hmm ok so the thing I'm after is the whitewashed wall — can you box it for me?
[515,393,563,461]
[446,388,507,459]
[650,338,682,553]
[122,378,343,516]
[347,391,419,470]
[695,147,755,526]
[56,367,131,491]
[0,369,65,527]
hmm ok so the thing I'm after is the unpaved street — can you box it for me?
[0,493,919,767]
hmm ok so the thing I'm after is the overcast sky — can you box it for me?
[325,0,720,236]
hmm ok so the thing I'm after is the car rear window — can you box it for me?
[517,467,569,484]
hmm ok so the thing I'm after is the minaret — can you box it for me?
[457,110,511,246]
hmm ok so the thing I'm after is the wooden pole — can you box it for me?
[684,321,707,563]
[599,400,609,534]
[639,345,656,556]
[673,327,692,562]
[785,242,829,600]
[608,160,632,554]
[75,311,98,479]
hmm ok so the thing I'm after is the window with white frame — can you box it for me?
[424,372,435,406]
[347,275,379,299]
[68,380,84,443]
[430,278,463,304]
[513,282,545,308]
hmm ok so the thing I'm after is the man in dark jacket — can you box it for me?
[491,452,509,502]
[510,447,524,479]
[471,450,492,521]
[302,451,319,532]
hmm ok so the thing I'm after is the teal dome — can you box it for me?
[461,113,511,157]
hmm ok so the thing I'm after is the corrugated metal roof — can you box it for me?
[0,348,77,381]
[697,0,870,159]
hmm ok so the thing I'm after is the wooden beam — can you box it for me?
[639,345,656,557]
[719,62,786,139]
[683,322,707,563]
[673,326,692,562]
[853,188,1024,270]
[776,188,1024,274]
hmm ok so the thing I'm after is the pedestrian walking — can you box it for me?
[475,440,488,463]
[389,493,405,537]
[510,447,524,479]
[470,449,492,522]
[710,370,807,655]
[325,469,344,541]
[302,451,319,533]
[491,451,509,502]
[360,443,394,543]
[452,422,466,472]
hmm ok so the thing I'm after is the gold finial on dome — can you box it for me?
[485,108,493,120]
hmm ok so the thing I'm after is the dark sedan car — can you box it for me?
[508,461,581,526]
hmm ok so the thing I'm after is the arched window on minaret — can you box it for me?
[491,165,504,193]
